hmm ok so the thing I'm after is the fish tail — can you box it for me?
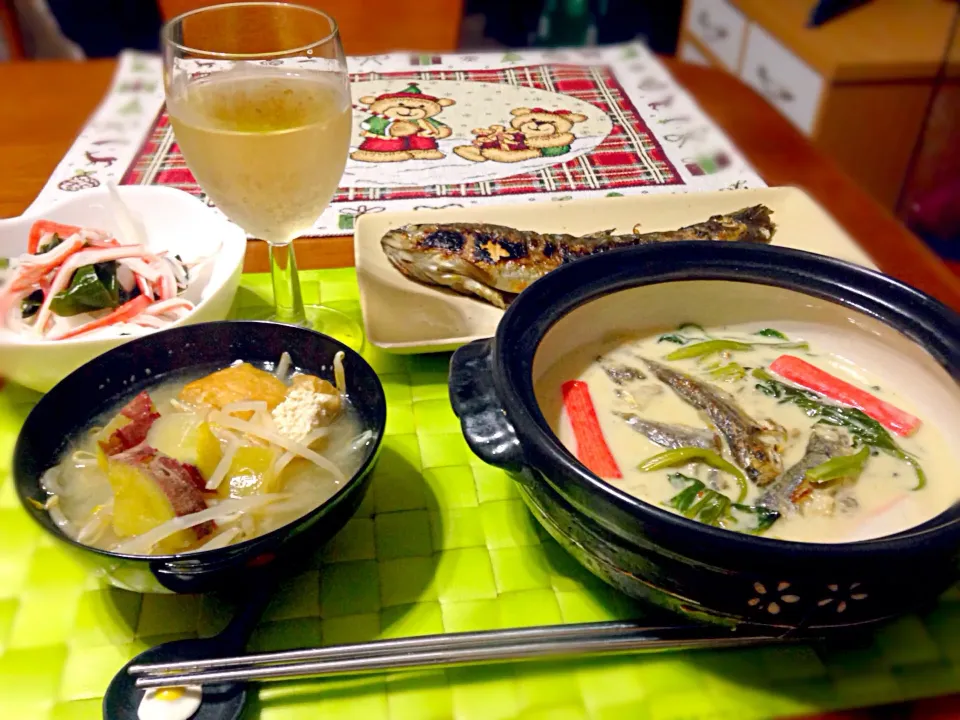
[726,205,776,243]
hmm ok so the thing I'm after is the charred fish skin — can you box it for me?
[672,205,775,244]
[380,223,564,302]
[379,225,516,308]
[561,204,777,263]
[615,412,719,451]
[758,429,851,515]
[640,358,783,486]
[379,205,776,307]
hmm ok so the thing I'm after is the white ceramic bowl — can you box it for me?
[0,187,247,392]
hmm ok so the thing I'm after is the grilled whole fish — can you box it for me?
[380,205,776,308]
[758,429,853,515]
[615,412,719,451]
[640,358,783,486]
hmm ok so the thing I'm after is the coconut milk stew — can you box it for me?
[535,323,960,543]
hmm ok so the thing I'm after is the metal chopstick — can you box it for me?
[130,620,647,676]
[133,623,791,689]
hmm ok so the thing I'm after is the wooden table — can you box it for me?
[3,55,960,720]
[2,56,960,311]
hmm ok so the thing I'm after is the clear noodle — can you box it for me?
[42,359,372,556]
[114,494,285,555]
[209,410,348,484]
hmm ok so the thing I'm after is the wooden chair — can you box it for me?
[157,0,464,55]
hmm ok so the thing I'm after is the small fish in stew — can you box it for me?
[536,322,954,543]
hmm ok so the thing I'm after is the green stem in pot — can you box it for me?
[665,340,753,361]
[805,446,870,484]
[639,447,749,503]
[667,473,779,533]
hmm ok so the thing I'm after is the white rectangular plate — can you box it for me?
[355,187,875,354]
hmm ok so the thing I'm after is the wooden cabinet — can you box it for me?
[685,0,748,71]
[679,0,958,210]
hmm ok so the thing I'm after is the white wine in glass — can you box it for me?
[162,2,361,346]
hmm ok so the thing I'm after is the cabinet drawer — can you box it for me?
[740,23,825,135]
[678,37,713,67]
[684,0,747,71]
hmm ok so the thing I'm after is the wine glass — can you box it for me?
[161,2,361,346]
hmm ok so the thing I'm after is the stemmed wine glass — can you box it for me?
[162,2,361,346]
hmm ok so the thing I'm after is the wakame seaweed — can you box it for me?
[48,262,131,317]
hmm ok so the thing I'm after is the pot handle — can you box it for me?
[449,339,524,471]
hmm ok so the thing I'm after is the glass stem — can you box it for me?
[268,241,306,326]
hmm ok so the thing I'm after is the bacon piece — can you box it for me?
[101,392,215,540]
[120,390,155,421]
[146,455,215,538]
[154,455,207,493]
[113,444,215,540]
[111,443,157,464]
[99,391,161,456]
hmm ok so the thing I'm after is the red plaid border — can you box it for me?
[122,113,199,196]
[122,64,681,202]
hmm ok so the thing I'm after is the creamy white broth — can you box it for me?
[535,322,960,543]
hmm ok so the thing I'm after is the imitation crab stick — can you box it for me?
[50,295,152,341]
[143,298,194,317]
[32,245,154,335]
[27,220,83,254]
[769,355,921,437]
[562,380,622,479]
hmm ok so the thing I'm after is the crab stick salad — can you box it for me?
[0,219,207,341]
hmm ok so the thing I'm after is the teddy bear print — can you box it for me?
[453,107,588,163]
[350,83,455,163]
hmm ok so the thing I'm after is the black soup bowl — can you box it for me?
[450,242,960,635]
[14,320,386,594]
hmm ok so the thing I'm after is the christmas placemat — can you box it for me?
[28,45,763,236]
[2,270,960,720]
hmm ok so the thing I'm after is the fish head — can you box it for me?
[380,225,464,276]
[380,225,509,308]
[745,447,784,486]
[380,225,442,279]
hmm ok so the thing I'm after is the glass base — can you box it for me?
[245,303,365,351]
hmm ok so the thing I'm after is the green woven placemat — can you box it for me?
[2,269,960,720]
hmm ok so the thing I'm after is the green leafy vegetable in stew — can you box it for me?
[806,446,870,484]
[667,473,779,533]
[639,447,748,503]
[657,323,808,357]
[752,368,926,489]
[665,339,754,361]
[706,361,747,382]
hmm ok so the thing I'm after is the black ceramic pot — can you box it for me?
[14,321,386,594]
[450,242,960,634]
